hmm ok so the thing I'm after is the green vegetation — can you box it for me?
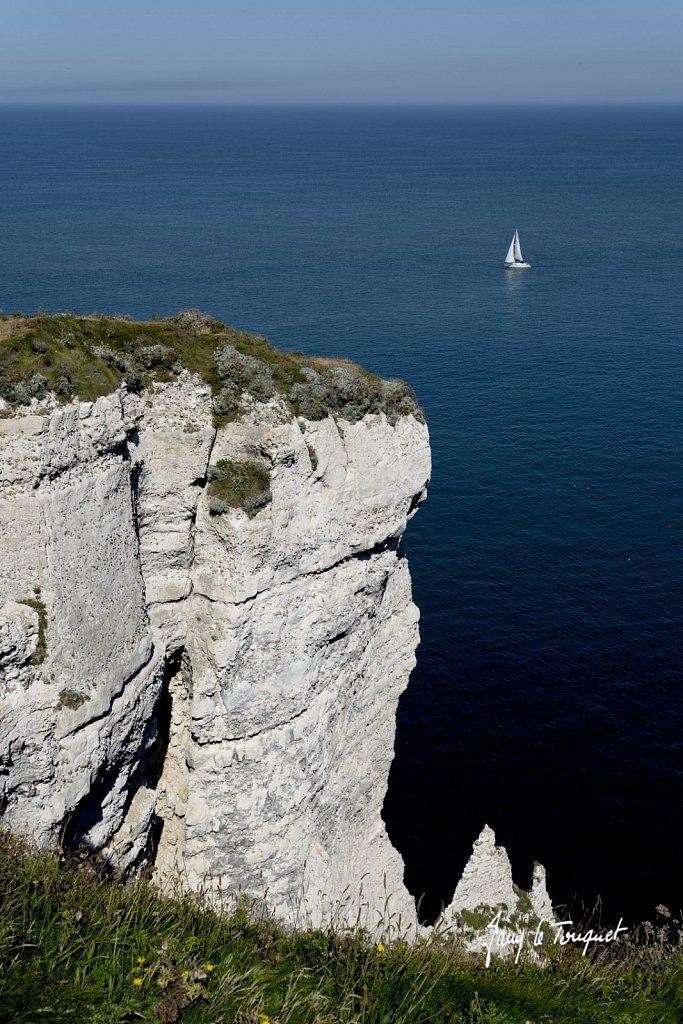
[18,594,47,665]
[58,688,90,710]
[1,835,683,1024]
[511,886,534,917]
[0,310,424,428]
[206,459,272,518]
[460,906,497,933]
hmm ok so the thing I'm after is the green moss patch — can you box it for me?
[207,459,272,518]
[58,689,90,710]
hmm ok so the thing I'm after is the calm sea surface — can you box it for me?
[2,106,683,924]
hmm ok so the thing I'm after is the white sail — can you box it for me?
[504,229,530,268]
[513,229,523,263]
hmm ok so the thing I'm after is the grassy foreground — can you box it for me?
[1,837,683,1023]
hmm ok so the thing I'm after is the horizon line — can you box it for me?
[1,99,683,110]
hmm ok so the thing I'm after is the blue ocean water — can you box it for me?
[2,105,683,924]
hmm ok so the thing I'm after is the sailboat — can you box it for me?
[504,229,530,269]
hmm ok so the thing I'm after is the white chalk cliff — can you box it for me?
[0,374,552,936]
[0,376,430,932]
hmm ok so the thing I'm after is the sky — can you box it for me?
[2,0,683,106]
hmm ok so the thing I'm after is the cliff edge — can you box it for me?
[0,311,430,933]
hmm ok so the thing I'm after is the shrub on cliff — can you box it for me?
[381,378,423,425]
[169,308,224,333]
[288,362,423,425]
[138,343,177,370]
[212,343,276,420]
[0,310,425,428]
[3,372,50,406]
[207,458,272,518]
[289,367,329,420]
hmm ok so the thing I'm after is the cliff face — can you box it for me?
[0,377,430,931]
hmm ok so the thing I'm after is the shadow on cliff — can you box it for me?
[60,648,179,872]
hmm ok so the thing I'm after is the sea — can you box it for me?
[2,105,683,927]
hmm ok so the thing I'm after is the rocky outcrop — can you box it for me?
[447,825,518,916]
[440,825,555,928]
[0,376,430,931]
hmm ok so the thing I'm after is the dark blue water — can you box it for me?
[2,106,683,925]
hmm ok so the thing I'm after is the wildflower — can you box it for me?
[376,942,385,953]
[132,977,143,987]
[137,956,146,964]
[258,1016,271,1024]
[181,970,189,980]
[204,963,215,972]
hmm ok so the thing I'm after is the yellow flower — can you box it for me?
[258,1016,271,1024]
[204,963,215,972]
[376,942,385,952]
[137,956,146,964]
[132,977,143,987]
[181,970,189,979]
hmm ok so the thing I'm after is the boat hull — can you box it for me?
[504,261,531,269]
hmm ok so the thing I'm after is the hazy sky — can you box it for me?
[2,0,683,105]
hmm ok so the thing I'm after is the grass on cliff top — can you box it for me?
[0,310,424,427]
[2,835,683,1024]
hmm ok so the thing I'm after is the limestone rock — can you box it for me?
[530,861,555,924]
[0,377,430,934]
[0,394,164,843]
[0,601,40,690]
[452,824,518,914]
